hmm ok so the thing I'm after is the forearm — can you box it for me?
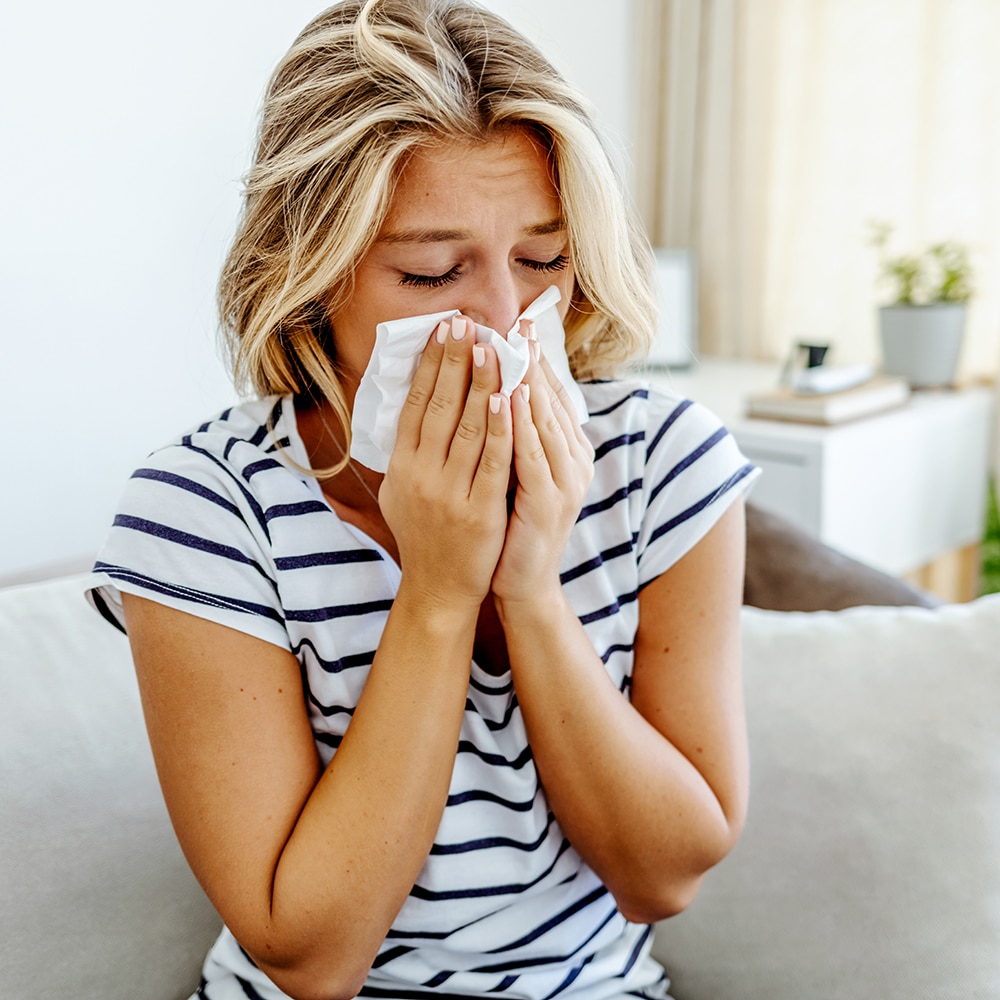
[259,585,477,995]
[496,590,740,923]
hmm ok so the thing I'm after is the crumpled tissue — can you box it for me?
[350,285,588,472]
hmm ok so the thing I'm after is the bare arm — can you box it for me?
[496,500,748,923]
[124,321,513,1000]
[493,350,748,922]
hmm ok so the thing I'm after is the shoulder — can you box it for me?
[580,376,736,469]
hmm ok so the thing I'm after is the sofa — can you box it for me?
[3,571,999,1000]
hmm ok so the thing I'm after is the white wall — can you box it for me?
[0,1,635,582]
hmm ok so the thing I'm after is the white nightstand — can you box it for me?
[648,358,994,600]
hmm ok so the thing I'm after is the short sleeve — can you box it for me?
[87,437,292,652]
[635,389,760,588]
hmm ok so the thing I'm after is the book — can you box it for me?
[745,375,911,425]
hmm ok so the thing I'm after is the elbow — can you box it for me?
[258,963,370,1000]
[615,872,706,925]
[249,944,373,1000]
[614,817,745,925]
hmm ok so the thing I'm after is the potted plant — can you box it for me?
[869,221,973,388]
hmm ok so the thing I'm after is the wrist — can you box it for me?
[493,582,570,630]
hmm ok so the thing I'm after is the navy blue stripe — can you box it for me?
[430,812,556,856]
[579,589,639,626]
[621,924,653,978]
[593,431,644,464]
[308,695,356,719]
[265,435,292,454]
[314,731,342,750]
[371,944,413,969]
[470,672,514,695]
[464,694,518,732]
[243,457,285,479]
[649,427,728,506]
[541,951,597,999]
[601,642,633,665]
[645,398,693,462]
[470,903,618,973]
[111,515,275,587]
[577,479,642,522]
[276,548,383,570]
[490,975,520,992]
[457,740,533,770]
[408,838,571,901]
[181,440,271,539]
[264,500,330,522]
[587,387,648,418]
[294,638,376,674]
[446,788,538,812]
[131,468,241,518]
[560,540,634,586]
[235,973,268,1000]
[646,463,756,550]
[95,563,284,623]
[422,972,455,988]
[487,885,606,953]
[285,598,394,623]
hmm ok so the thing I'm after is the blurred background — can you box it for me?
[2,0,997,588]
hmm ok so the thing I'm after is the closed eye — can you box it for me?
[399,265,462,288]
[519,253,570,273]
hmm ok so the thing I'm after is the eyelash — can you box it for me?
[399,254,570,288]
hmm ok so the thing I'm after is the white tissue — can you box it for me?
[350,285,588,472]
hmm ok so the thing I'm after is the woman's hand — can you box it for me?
[491,321,594,606]
[379,315,514,612]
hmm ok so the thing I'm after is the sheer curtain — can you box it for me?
[633,0,1000,378]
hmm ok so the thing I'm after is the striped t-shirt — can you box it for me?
[89,378,758,1000]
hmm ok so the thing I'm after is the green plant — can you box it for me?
[981,477,1000,597]
[869,221,973,306]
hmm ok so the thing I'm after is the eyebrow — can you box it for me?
[377,217,567,245]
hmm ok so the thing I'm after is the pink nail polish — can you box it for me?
[521,383,531,403]
[531,341,541,362]
[489,394,502,414]
[525,320,537,341]
[435,321,449,345]
[451,317,466,340]
[473,344,486,368]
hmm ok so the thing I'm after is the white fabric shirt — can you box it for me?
[89,378,758,1000]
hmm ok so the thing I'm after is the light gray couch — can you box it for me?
[3,573,999,999]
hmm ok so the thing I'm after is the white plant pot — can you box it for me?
[878,304,966,388]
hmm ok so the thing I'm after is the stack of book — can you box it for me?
[745,374,911,425]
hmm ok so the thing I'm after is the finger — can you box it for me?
[395,320,449,454]
[447,340,502,479]
[535,345,591,455]
[470,391,513,504]
[510,382,552,488]
[418,316,476,461]
[520,354,576,485]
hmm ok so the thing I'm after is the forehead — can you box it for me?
[383,128,561,228]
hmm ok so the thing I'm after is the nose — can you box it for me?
[461,269,526,336]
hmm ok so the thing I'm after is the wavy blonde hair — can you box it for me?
[219,0,656,462]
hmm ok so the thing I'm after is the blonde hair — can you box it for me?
[219,0,656,463]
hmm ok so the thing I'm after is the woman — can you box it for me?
[89,2,758,998]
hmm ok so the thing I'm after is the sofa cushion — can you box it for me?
[0,575,221,1000]
[653,595,1000,999]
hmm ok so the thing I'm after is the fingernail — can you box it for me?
[524,319,537,341]
[531,341,541,362]
[521,383,530,403]
[489,394,502,415]
[473,344,486,368]
[451,317,466,340]
[435,321,449,345]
